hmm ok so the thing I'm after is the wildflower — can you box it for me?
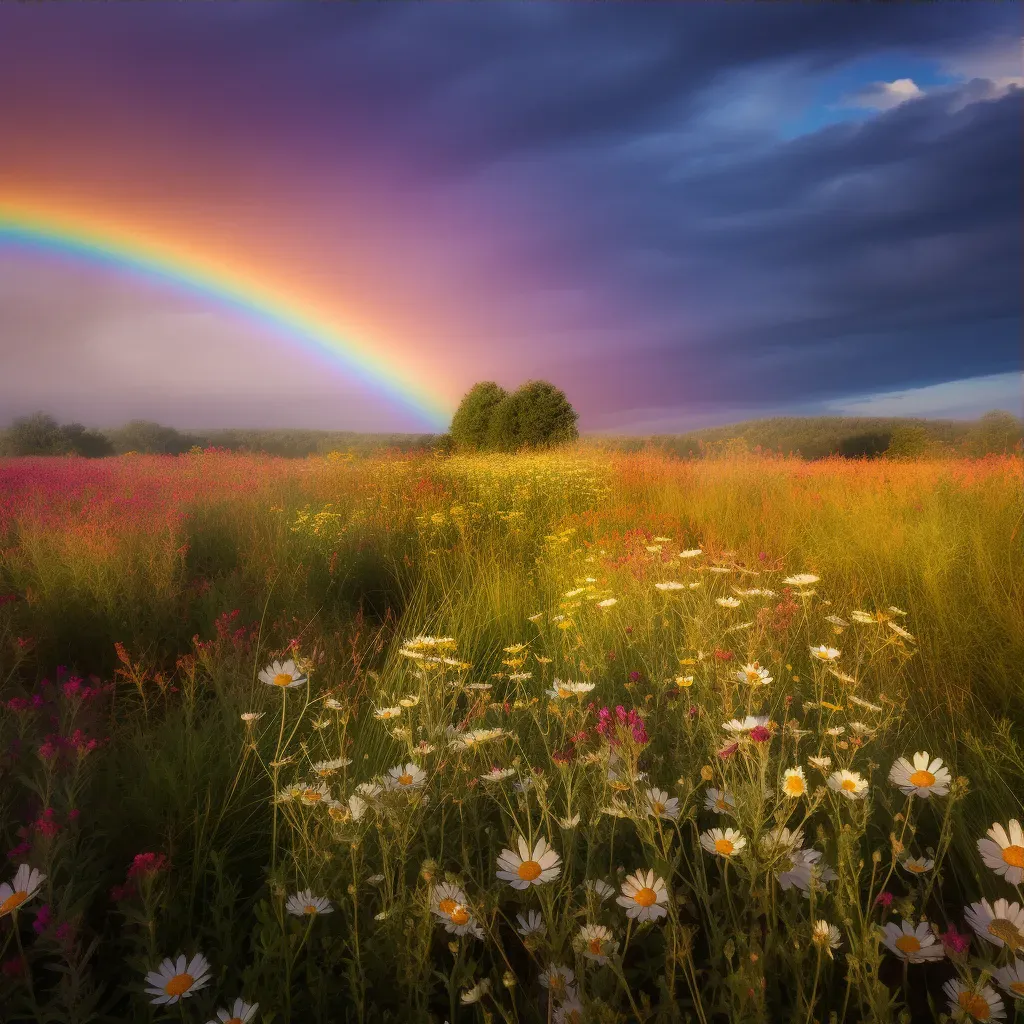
[810,645,841,662]
[311,757,351,778]
[496,836,561,889]
[901,856,935,874]
[825,614,849,627]
[722,715,769,734]
[717,742,739,760]
[554,997,585,1024]
[889,753,951,798]
[324,697,344,710]
[875,891,894,908]
[596,598,617,609]
[978,820,1024,884]
[144,954,212,1005]
[827,770,868,800]
[285,890,333,917]
[941,924,972,956]
[848,694,881,712]
[546,680,595,699]
[431,882,468,919]
[644,787,680,821]
[346,794,369,821]
[703,788,736,814]
[558,814,581,829]
[701,827,746,859]
[616,870,668,922]
[851,610,880,624]
[207,998,259,1024]
[675,675,694,687]
[812,920,842,955]
[716,597,742,608]
[655,581,686,591]
[736,662,773,686]
[0,865,45,917]
[993,959,1024,1000]
[240,712,264,724]
[538,964,576,996]
[460,978,491,1005]
[882,920,945,963]
[808,755,832,772]
[298,782,331,806]
[386,763,426,791]
[964,898,1024,952]
[849,721,874,737]
[943,978,1005,1022]
[777,848,823,893]
[888,622,915,641]
[750,725,772,743]
[784,574,819,587]
[480,767,516,783]
[584,878,616,901]
[516,909,545,936]
[442,902,484,938]
[782,767,808,797]
[399,693,422,706]
[373,706,402,721]
[575,924,618,963]
[761,826,805,855]
[258,660,307,689]
[679,548,702,558]
[450,728,506,751]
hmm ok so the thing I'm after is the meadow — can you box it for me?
[0,446,1022,1023]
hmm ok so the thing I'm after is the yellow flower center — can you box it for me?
[715,838,735,856]
[988,918,1023,950]
[746,670,759,681]
[226,1018,244,1024]
[784,776,805,796]
[163,973,194,997]
[957,991,991,1020]
[895,935,921,954]
[905,862,927,874]
[517,860,542,882]
[651,801,666,815]
[398,773,414,786]
[437,898,458,915]
[557,687,572,698]
[908,770,935,788]
[633,886,658,907]
[273,673,294,687]
[449,905,470,926]
[0,890,29,916]
[303,904,318,915]
[1001,845,1024,868]
[1010,981,1024,996]
[303,789,322,802]
[588,937,604,955]
[840,778,858,792]
[715,798,729,811]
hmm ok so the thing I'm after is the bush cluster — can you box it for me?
[449,380,579,452]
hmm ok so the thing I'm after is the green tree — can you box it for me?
[108,420,188,454]
[449,381,509,451]
[4,412,68,455]
[58,423,115,457]
[963,410,1023,456]
[886,424,941,460]
[486,380,579,452]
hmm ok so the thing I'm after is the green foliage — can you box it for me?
[449,381,508,451]
[105,419,189,455]
[885,424,941,460]
[962,409,1023,456]
[1,412,113,457]
[485,379,579,452]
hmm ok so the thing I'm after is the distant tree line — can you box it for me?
[0,409,1020,460]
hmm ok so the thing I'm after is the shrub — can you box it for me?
[449,381,509,451]
[486,380,579,452]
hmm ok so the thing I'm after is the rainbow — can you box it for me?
[0,202,452,430]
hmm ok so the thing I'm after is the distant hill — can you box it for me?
[1,412,1020,459]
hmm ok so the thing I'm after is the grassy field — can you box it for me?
[0,447,1022,1023]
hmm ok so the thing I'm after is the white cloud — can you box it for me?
[826,372,1023,420]
[940,35,1024,95]
[842,77,923,111]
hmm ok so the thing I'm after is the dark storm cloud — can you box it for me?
[1,2,1021,426]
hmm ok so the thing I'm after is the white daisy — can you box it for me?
[558,814,581,829]
[812,920,842,955]
[827,770,868,800]
[888,622,915,641]
[736,662,773,686]
[207,998,259,1024]
[784,574,819,587]
[144,953,212,1005]
[310,757,351,778]
[703,788,736,814]
[373,706,402,721]
[545,680,595,699]
[583,878,615,901]
[722,715,769,734]
[979,820,1024,885]
[716,597,742,608]
[240,712,264,724]
[495,836,561,889]
[900,856,935,875]
[430,881,468,920]
[538,964,576,997]
[810,645,841,662]
[782,767,808,798]
[882,920,945,963]
[516,909,545,937]
[943,978,1005,1022]
[808,755,832,773]
[700,827,746,859]
[575,923,618,964]
[553,997,585,1024]
[679,548,703,558]
[285,890,334,917]
[596,598,617,609]
[654,581,686,592]
[460,978,491,1005]
[889,753,951,798]
[776,848,821,893]
[480,767,516,783]
[0,864,45,917]
[258,659,307,689]
[964,898,1024,952]
[644,787,680,821]
[616,869,668,922]
[993,959,1024,1000]
[386,763,426,791]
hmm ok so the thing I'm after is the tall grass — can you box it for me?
[0,447,1021,1023]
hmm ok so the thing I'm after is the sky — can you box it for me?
[0,3,1021,434]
